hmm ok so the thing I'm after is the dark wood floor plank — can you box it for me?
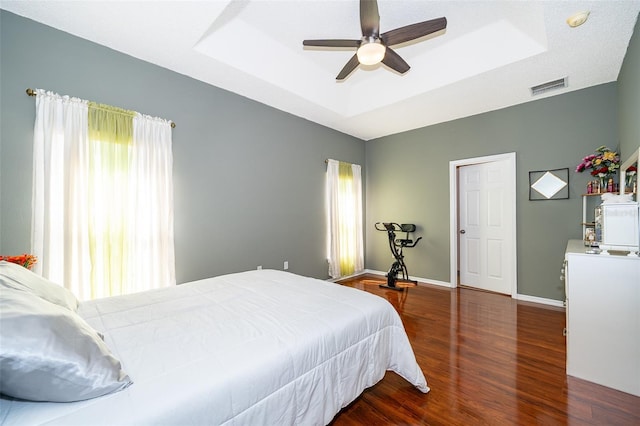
[330,274,640,425]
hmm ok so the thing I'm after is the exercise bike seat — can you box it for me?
[399,224,416,233]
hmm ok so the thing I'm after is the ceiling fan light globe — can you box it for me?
[357,42,386,65]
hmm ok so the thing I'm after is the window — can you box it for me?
[31,90,175,300]
[326,159,364,278]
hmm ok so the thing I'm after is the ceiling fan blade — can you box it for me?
[303,39,361,48]
[360,0,380,36]
[381,17,447,46]
[336,54,360,80]
[381,48,410,74]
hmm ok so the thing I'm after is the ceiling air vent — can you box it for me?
[530,77,567,96]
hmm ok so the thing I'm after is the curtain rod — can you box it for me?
[26,88,176,128]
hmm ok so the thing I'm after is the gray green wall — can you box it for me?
[618,13,640,158]
[365,83,618,301]
[365,12,639,301]
[0,10,365,283]
[1,10,637,301]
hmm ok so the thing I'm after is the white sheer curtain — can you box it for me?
[31,90,91,297]
[124,114,175,294]
[326,159,364,279]
[31,89,175,300]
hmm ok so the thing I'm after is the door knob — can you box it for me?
[460,230,466,234]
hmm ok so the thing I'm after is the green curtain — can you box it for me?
[338,161,355,276]
[87,103,136,298]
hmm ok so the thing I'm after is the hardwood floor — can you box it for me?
[330,274,640,425]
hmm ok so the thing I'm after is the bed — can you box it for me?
[1,268,428,425]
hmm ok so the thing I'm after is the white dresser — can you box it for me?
[564,240,640,396]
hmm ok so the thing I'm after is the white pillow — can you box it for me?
[0,287,132,402]
[0,260,78,311]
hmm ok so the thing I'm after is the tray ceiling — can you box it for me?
[2,1,639,140]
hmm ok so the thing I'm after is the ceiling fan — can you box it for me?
[303,0,447,80]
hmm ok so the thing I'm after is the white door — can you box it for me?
[458,160,513,294]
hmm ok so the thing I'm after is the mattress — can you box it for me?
[0,269,428,425]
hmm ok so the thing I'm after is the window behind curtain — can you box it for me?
[31,90,175,300]
[326,159,364,278]
[87,103,136,298]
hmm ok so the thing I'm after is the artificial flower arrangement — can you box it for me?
[576,145,620,193]
[0,254,38,270]
[575,145,620,176]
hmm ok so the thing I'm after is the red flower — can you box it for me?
[0,254,38,269]
[590,167,609,177]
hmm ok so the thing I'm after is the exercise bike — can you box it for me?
[375,222,422,291]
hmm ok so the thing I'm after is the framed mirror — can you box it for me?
[529,168,569,200]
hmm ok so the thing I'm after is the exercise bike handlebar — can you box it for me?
[402,236,422,248]
[375,222,398,232]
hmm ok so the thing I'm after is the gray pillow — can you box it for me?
[0,260,78,311]
[0,287,132,402]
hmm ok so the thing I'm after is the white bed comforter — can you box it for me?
[1,269,428,425]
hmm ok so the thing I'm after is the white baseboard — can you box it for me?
[327,271,365,282]
[514,293,565,308]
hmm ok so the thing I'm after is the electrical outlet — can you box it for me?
[257,265,262,270]
[284,261,289,270]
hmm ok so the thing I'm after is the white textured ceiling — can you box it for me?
[2,0,639,140]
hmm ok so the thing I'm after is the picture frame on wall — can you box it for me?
[529,168,569,200]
